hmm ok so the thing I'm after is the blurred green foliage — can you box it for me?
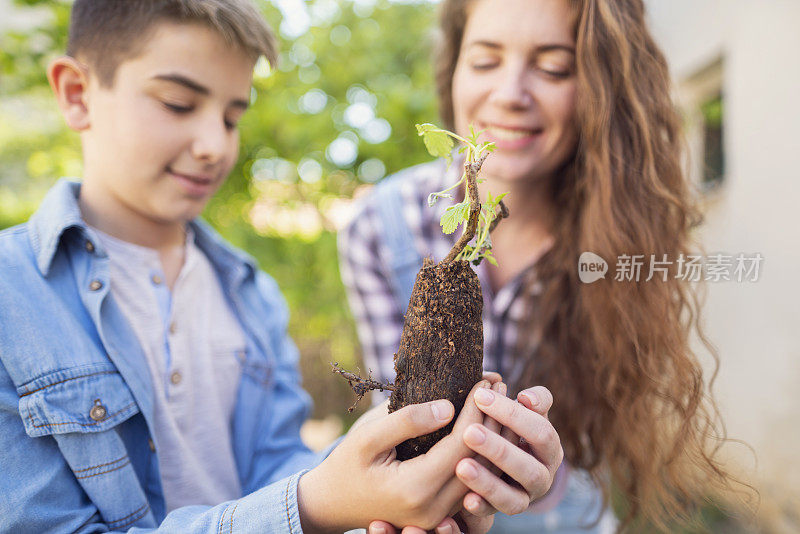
[0,1,756,529]
[0,0,440,423]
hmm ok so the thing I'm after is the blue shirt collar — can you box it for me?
[29,178,259,282]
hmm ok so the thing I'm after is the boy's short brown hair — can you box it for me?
[67,0,278,87]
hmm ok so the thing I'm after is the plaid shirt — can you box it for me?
[339,158,546,393]
[339,164,620,527]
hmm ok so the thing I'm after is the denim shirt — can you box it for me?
[0,180,326,532]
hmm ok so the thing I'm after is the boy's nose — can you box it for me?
[191,119,229,164]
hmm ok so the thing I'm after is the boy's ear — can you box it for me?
[47,56,92,132]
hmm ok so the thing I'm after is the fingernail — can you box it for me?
[464,424,486,445]
[465,494,481,512]
[435,524,453,534]
[475,388,494,405]
[371,526,386,534]
[431,400,453,421]
[520,392,538,408]
[457,460,478,480]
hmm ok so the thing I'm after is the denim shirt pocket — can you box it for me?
[15,363,155,529]
[17,362,139,438]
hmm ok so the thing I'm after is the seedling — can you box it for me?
[418,123,509,266]
[334,123,509,459]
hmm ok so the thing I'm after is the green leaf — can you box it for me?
[440,200,470,234]
[417,126,454,163]
[484,254,498,267]
[483,190,508,211]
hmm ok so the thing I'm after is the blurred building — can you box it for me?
[646,0,800,530]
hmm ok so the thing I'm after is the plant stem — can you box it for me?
[442,154,488,264]
[489,199,509,233]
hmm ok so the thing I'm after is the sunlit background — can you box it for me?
[1,0,798,532]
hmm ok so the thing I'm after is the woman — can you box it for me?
[340,0,737,532]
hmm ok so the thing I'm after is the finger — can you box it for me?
[499,409,542,472]
[457,507,494,533]
[434,517,461,534]
[368,521,398,534]
[482,371,502,384]
[399,527,427,534]
[499,423,524,462]
[473,389,562,471]
[462,491,497,517]
[463,422,552,499]
[350,399,390,434]
[419,380,490,468]
[483,382,506,436]
[475,382,505,476]
[517,386,553,418]
[359,399,454,459]
[456,457,541,516]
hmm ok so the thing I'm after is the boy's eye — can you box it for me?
[471,62,499,71]
[163,102,193,113]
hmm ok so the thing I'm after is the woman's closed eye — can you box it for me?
[471,61,500,71]
[539,67,572,79]
[535,51,575,79]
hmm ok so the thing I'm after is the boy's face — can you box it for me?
[80,22,255,227]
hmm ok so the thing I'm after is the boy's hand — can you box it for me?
[365,378,506,534]
[297,381,492,533]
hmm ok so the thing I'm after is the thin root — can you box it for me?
[330,362,396,412]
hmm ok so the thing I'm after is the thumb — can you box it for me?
[357,399,454,456]
[517,386,553,419]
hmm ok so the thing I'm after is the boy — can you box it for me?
[0,1,562,532]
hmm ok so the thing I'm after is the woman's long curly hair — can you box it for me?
[436,0,740,530]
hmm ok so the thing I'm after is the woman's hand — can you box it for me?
[365,375,547,534]
[457,385,563,517]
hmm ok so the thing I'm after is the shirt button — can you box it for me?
[151,274,163,285]
[89,401,107,421]
[170,371,182,385]
[169,322,177,335]
[89,280,103,291]
[85,240,95,253]
[148,438,156,452]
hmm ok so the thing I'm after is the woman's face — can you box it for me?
[452,0,579,186]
